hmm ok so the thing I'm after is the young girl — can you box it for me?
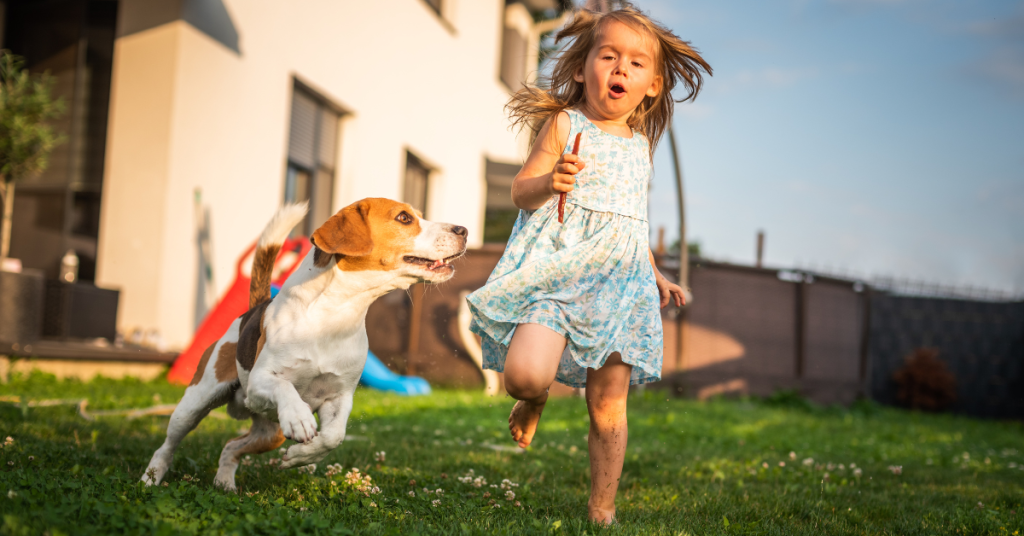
[466,3,711,524]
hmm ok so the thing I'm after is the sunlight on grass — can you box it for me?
[1,370,1022,535]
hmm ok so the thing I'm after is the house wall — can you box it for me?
[97,0,525,349]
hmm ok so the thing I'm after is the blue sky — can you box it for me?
[629,0,1024,292]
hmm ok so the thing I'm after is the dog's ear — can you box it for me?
[311,201,373,260]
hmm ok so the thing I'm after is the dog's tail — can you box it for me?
[250,202,308,308]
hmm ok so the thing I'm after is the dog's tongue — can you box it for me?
[430,259,445,270]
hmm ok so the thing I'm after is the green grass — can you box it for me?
[1,371,1022,535]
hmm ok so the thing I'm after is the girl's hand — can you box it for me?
[551,153,585,195]
[655,275,686,308]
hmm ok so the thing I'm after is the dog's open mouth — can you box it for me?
[403,251,465,272]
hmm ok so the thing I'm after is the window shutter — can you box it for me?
[288,90,317,169]
[317,109,339,169]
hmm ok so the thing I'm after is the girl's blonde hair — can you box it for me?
[507,3,712,158]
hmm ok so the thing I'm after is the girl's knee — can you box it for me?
[588,394,627,420]
[503,374,548,401]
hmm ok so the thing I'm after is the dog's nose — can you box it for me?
[451,225,468,238]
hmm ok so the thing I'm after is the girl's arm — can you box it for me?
[649,249,685,307]
[511,112,586,210]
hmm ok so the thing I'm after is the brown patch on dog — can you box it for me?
[249,244,281,308]
[189,343,217,386]
[237,299,272,371]
[312,200,374,258]
[223,416,285,464]
[311,198,424,273]
[215,342,239,383]
[255,323,266,364]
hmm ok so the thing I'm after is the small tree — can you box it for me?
[0,50,64,262]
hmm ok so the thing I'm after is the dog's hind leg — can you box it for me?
[213,414,285,492]
[141,377,236,486]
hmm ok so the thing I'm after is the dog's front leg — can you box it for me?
[280,391,354,469]
[246,370,319,444]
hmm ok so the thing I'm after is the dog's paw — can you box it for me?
[141,461,168,486]
[278,404,318,444]
[213,475,238,494]
[280,441,329,469]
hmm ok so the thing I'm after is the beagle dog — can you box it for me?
[142,198,467,492]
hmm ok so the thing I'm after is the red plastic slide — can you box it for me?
[167,238,311,384]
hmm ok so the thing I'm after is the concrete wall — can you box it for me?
[97,0,524,349]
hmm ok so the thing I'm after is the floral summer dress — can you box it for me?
[467,108,663,388]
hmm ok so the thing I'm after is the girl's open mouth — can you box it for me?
[609,84,626,98]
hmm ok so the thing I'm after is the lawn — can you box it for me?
[1,371,1022,535]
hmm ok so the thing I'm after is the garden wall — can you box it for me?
[867,294,1024,419]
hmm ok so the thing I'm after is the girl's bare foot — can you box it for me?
[587,504,616,525]
[508,394,547,448]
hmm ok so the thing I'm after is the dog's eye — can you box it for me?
[396,212,413,225]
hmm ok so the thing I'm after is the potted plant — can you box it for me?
[0,50,64,349]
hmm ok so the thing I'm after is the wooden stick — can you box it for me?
[559,132,582,224]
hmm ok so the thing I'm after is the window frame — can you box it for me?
[283,81,346,237]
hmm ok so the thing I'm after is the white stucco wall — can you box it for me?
[97,0,526,349]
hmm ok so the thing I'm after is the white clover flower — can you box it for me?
[778,461,786,467]
[370,486,381,495]
[849,463,856,468]
[789,451,796,460]
[374,451,386,463]
[827,463,835,471]
[887,465,902,475]
[4,437,13,445]
[408,490,415,497]
[853,468,863,477]
[7,490,16,499]
[432,499,441,507]
[515,501,521,507]
[435,488,444,496]
[505,491,515,501]
[422,488,430,494]
[838,464,845,470]
[802,458,814,466]
[369,502,377,508]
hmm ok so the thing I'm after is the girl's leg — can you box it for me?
[585,352,632,524]
[504,323,565,448]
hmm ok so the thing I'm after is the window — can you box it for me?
[284,84,341,236]
[403,152,431,218]
[499,2,532,91]
[483,158,521,243]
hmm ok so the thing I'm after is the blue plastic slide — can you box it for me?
[269,285,431,396]
[360,351,432,395]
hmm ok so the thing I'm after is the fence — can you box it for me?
[364,249,1023,416]
[867,293,1024,418]
[652,261,868,405]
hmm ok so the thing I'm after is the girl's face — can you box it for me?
[574,19,662,122]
